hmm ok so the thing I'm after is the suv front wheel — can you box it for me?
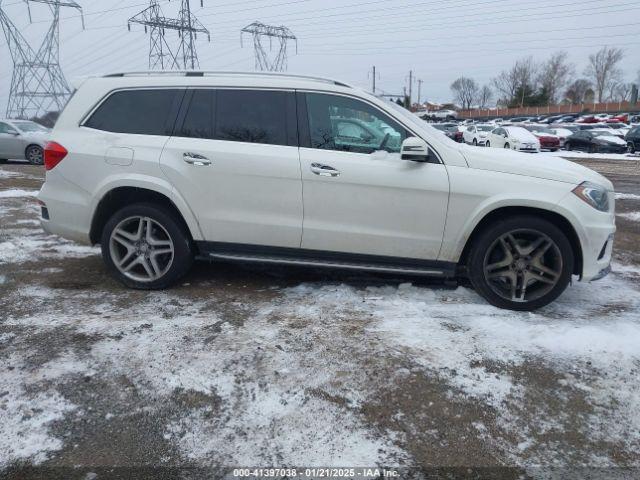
[467,216,574,311]
[101,203,193,289]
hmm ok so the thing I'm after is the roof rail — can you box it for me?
[102,71,353,88]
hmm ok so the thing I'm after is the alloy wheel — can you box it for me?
[109,216,175,283]
[483,229,563,303]
[26,146,43,165]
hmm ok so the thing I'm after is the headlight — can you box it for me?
[572,181,609,212]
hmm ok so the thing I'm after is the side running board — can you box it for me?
[207,252,451,277]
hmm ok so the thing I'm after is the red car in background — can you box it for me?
[523,125,560,151]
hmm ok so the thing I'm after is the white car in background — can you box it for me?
[0,119,50,165]
[463,124,493,146]
[486,126,541,153]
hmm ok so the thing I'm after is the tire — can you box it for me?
[504,143,510,149]
[25,145,44,165]
[566,142,572,151]
[628,142,636,154]
[101,202,194,289]
[485,141,491,148]
[473,138,478,146]
[467,215,574,311]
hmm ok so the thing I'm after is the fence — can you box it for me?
[458,101,638,119]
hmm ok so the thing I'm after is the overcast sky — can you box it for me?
[1,0,639,112]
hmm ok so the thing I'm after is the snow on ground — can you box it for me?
[2,165,640,470]
[547,151,639,161]
[0,189,39,198]
[617,212,640,222]
[616,193,640,200]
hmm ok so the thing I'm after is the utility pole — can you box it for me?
[241,22,297,72]
[129,0,210,70]
[372,66,376,94]
[0,0,84,119]
[408,70,413,106]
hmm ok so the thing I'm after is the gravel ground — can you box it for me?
[0,157,639,479]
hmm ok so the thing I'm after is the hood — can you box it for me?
[595,135,626,146]
[459,145,614,190]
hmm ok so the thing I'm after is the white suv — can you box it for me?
[38,72,615,311]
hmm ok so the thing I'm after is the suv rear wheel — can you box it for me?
[467,216,574,311]
[101,203,193,289]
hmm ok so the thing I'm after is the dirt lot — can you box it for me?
[1,157,639,479]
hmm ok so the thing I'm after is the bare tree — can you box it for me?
[493,57,537,107]
[538,51,574,104]
[584,47,624,102]
[450,76,479,110]
[608,81,632,102]
[565,78,593,104]
[477,85,493,109]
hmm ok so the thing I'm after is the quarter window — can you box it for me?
[85,89,181,135]
[305,93,408,154]
[214,90,290,146]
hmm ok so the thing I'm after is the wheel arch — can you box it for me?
[89,186,201,246]
[458,206,583,277]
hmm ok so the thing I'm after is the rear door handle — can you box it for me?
[183,152,211,166]
[310,163,340,177]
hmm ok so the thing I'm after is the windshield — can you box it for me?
[13,121,48,132]
[477,125,493,132]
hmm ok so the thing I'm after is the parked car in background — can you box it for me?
[486,126,540,152]
[523,125,560,151]
[565,130,627,153]
[625,125,640,153]
[430,123,464,142]
[431,109,458,120]
[549,127,574,148]
[463,124,493,146]
[0,119,50,164]
[591,127,625,140]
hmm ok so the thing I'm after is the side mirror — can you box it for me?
[401,137,432,163]
[8,130,19,136]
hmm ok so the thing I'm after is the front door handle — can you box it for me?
[183,152,211,166]
[310,163,340,177]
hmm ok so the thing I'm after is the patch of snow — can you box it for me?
[615,193,640,200]
[0,189,38,198]
[617,211,640,222]
[0,354,79,468]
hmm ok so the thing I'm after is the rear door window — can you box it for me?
[85,89,182,135]
[214,89,296,146]
[178,89,214,139]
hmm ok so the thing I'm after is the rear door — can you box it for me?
[160,88,303,249]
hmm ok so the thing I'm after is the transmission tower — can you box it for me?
[241,22,297,72]
[129,0,210,70]
[0,0,83,119]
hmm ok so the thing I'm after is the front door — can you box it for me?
[160,88,303,249]
[297,92,450,261]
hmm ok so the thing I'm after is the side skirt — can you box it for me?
[196,242,457,278]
